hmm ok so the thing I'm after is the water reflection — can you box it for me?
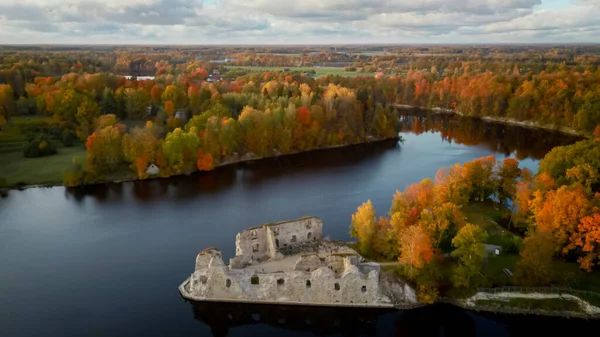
[398,109,582,160]
[189,301,395,337]
[189,301,600,337]
[63,139,399,203]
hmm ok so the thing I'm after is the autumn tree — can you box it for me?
[574,213,600,271]
[398,225,434,278]
[0,84,15,124]
[451,224,487,288]
[516,232,554,285]
[122,122,160,178]
[161,127,200,175]
[165,100,175,117]
[350,200,377,257]
[530,185,591,254]
[86,125,124,174]
[125,88,151,119]
[496,158,521,205]
[75,99,100,141]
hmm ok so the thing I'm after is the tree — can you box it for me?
[75,99,100,141]
[574,213,600,271]
[0,84,15,124]
[530,185,591,254]
[371,216,398,260]
[125,88,151,120]
[516,232,554,285]
[398,225,434,278]
[350,200,376,257]
[496,158,521,205]
[150,84,163,103]
[161,127,200,175]
[165,100,175,117]
[451,224,487,288]
[86,125,123,174]
[196,149,214,171]
[122,123,160,178]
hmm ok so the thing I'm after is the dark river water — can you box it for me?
[1,112,596,337]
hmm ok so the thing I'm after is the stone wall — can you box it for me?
[190,250,386,305]
[230,217,323,268]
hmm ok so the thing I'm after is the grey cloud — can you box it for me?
[0,0,597,44]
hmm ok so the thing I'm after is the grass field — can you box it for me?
[0,146,87,187]
[225,66,375,78]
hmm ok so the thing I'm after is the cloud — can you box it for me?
[0,0,597,43]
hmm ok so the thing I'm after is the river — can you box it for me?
[0,111,596,336]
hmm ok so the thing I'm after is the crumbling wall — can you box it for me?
[190,264,385,305]
[276,217,323,248]
[195,248,222,271]
[231,217,323,268]
[293,253,323,272]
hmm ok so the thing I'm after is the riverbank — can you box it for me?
[394,104,587,138]
[0,136,401,191]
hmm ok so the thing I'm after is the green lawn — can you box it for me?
[0,146,86,187]
[225,66,375,78]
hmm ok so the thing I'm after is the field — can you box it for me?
[0,146,86,187]
[225,66,375,78]
[0,116,86,187]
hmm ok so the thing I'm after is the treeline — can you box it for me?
[350,138,600,303]
[61,73,399,185]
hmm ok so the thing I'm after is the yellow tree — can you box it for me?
[350,200,377,257]
[451,224,487,288]
[516,232,555,285]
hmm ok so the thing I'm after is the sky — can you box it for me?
[0,0,599,44]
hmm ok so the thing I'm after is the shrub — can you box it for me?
[61,132,75,147]
[23,135,57,158]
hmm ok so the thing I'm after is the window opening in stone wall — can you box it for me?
[251,275,260,285]
[200,275,208,284]
[334,283,340,291]
[291,235,297,243]
[307,232,312,240]
[361,285,367,293]
[273,227,280,236]
[276,239,279,247]
[251,230,257,238]
[277,278,285,285]
[252,243,259,252]
[226,279,231,288]
[306,280,311,289]
[306,222,312,229]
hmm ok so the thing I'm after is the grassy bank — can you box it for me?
[474,298,582,312]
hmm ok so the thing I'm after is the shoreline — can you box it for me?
[2,136,401,192]
[394,104,588,138]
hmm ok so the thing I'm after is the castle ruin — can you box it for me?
[179,216,417,307]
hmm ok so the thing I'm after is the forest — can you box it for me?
[350,138,600,303]
[1,45,600,189]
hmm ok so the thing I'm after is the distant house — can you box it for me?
[374,71,385,79]
[175,110,188,123]
[213,69,220,75]
[145,164,159,176]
